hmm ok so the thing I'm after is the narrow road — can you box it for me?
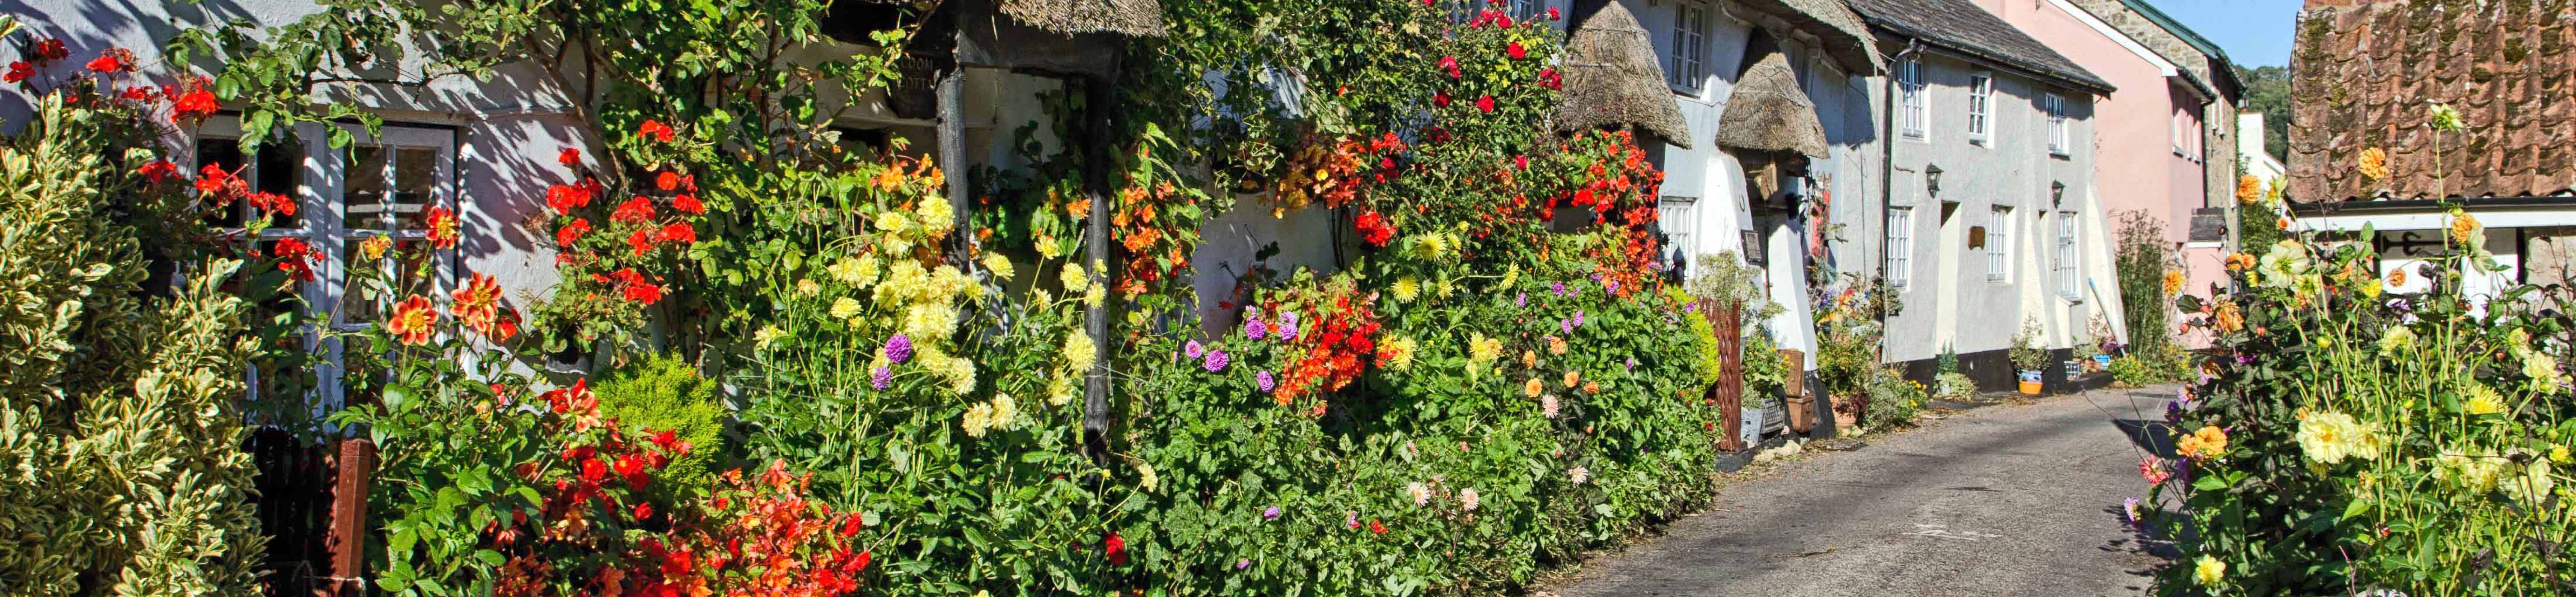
[1549,387,2181,597]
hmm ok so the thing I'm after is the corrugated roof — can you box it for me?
[1845,0,2116,94]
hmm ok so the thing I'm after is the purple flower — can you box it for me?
[1279,321,1299,341]
[1256,370,1276,392]
[1186,340,1205,359]
[1605,279,1621,292]
[1262,505,1281,520]
[1281,310,1299,328]
[1243,315,1266,340]
[2122,497,2143,526]
[1624,357,1637,370]
[1236,558,1252,570]
[1514,292,1528,308]
[1551,282,1566,295]
[884,334,914,364]
[1560,318,1573,334]
[2385,298,2411,312]
[1345,511,1358,529]
[1685,302,1699,314]
[870,366,893,390]
[1204,349,1230,372]
[1573,310,1586,327]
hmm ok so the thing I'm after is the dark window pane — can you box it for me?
[256,140,303,229]
[345,145,388,231]
[392,147,438,231]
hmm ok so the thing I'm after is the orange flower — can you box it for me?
[2356,147,2390,181]
[2385,267,2408,288]
[2162,270,2185,296]
[2234,175,2262,205]
[2223,253,2255,271]
[1547,335,1567,355]
[451,273,503,337]
[1562,369,1580,388]
[1523,377,1543,398]
[2213,300,2243,334]
[2447,211,2481,245]
[425,205,459,248]
[387,295,438,345]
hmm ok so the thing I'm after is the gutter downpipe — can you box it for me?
[1879,38,1921,360]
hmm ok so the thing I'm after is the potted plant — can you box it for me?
[2010,317,2049,395]
[1743,331,1789,444]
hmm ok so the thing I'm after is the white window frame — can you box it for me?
[1898,58,1927,140]
[1886,206,1914,291]
[1966,71,1993,145]
[2045,92,2069,156]
[192,117,459,412]
[1987,205,2013,282]
[1667,3,1707,94]
[1657,196,1698,266]
[2055,211,2081,298]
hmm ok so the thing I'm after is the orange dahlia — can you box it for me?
[451,272,503,337]
[387,294,438,345]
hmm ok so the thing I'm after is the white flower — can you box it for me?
[1568,465,1590,485]
[1459,488,1480,512]
[1407,482,1430,507]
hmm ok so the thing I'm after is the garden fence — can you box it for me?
[247,429,377,597]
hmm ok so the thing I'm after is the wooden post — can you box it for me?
[1079,73,1114,461]
[320,439,376,597]
[1709,301,1745,450]
[938,67,971,267]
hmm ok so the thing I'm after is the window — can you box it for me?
[1657,197,1697,266]
[2055,212,2081,298]
[1667,3,1706,93]
[2045,93,2068,155]
[1987,205,2013,282]
[1898,58,1926,139]
[195,118,458,410]
[1886,207,1914,290]
[1966,72,1993,144]
[1508,0,1543,20]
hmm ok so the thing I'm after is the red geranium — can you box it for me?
[672,193,704,214]
[170,81,220,123]
[628,228,657,256]
[611,195,656,223]
[546,183,594,215]
[136,159,177,182]
[1104,532,1128,565]
[83,48,133,73]
[655,171,680,191]
[3,62,33,84]
[556,218,591,247]
[1477,95,1495,114]
[30,39,67,63]
[637,119,675,142]
[659,222,696,244]
[557,147,580,167]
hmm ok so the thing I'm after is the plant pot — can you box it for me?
[1784,393,1815,434]
[2016,370,2044,395]
[1830,393,1859,429]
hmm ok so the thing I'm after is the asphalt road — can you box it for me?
[1547,386,2183,597]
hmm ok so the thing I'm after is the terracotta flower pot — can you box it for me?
[1831,393,1859,429]
[1785,393,1815,434]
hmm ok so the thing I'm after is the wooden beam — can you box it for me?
[939,67,971,267]
[1080,72,1115,461]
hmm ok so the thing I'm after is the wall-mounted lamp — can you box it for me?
[2050,181,2066,208]
[1924,164,1943,197]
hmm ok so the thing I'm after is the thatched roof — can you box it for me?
[1731,0,1879,74]
[1553,0,1692,149]
[998,0,1165,37]
[1716,51,1827,158]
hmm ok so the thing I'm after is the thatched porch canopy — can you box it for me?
[1553,0,1693,149]
[998,0,1166,38]
[1715,51,1827,158]
[1731,0,1879,75]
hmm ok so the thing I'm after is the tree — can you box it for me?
[2234,64,2290,164]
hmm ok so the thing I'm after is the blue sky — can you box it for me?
[2137,0,2304,67]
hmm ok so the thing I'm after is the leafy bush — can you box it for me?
[591,353,728,499]
[1863,367,1924,428]
[2008,317,2050,373]
[2115,210,2176,358]
[0,96,268,595]
[1743,331,1788,408]
[1933,372,1976,401]
[2150,215,2574,594]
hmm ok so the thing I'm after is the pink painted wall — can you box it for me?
[1969,0,2200,245]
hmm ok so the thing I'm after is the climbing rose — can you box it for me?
[1507,42,1526,60]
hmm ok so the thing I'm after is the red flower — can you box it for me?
[555,218,591,247]
[170,84,220,123]
[1514,155,1528,170]
[195,164,234,194]
[545,183,593,215]
[1354,211,1395,247]
[1477,95,1495,113]
[136,159,177,182]
[2,62,29,84]
[658,222,696,244]
[424,205,459,248]
[557,147,580,167]
[83,48,133,73]
[493,308,520,341]
[612,268,664,304]
[119,86,156,101]
[1433,90,1450,107]
[1369,519,1387,534]
[1104,532,1128,565]
[580,457,607,482]
[611,195,656,223]
[1547,7,1562,20]
[1506,42,1526,60]
[671,193,704,214]
[386,294,438,345]
[31,39,67,63]
[247,191,296,217]
[655,170,679,191]
[450,272,504,336]
[1437,55,1461,79]
[651,429,681,451]
[637,119,675,142]
[632,501,653,520]
[269,237,316,282]
[627,228,657,255]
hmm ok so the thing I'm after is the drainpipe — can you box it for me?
[1878,39,1920,362]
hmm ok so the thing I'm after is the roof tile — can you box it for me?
[2289,0,2576,202]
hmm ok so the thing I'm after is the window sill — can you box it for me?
[2050,150,2071,159]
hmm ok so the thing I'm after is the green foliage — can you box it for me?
[1743,331,1787,407]
[2151,221,2576,594]
[2009,317,2049,373]
[591,353,727,499]
[0,96,268,595]
[2115,210,2176,360]
[1933,372,1975,401]
[1814,279,1889,401]
[2233,64,2290,165]
[1862,367,1923,429]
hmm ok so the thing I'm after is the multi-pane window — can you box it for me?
[1657,197,1697,266]
[1667,3,1706,93]
[1966,72,1993,144]
[1886,206,1914,290]
[1898,58,1926,139]
[1508,0,1543,20]
[194,118,458,410]
[2045,93,2068,155]
[2055,212,2081,298]
[1987,205,2013,282]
